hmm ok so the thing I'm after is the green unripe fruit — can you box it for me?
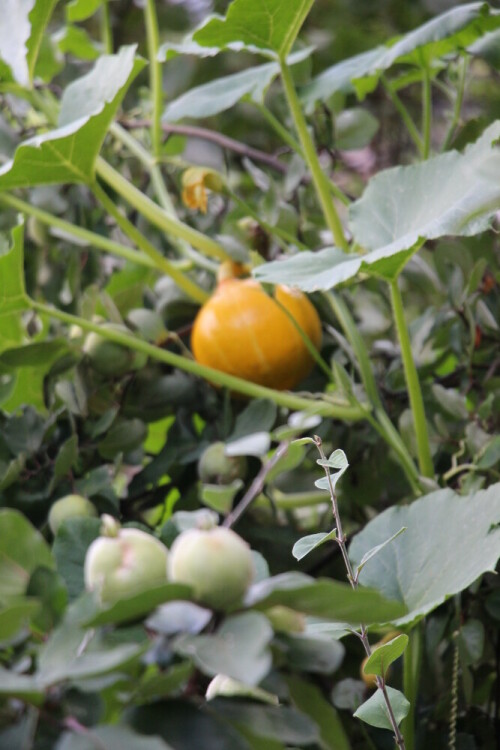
[48,494,98,535]
[84,528,169,605]
[264,605,306,634]
[198,442,247,485]
[168,527,254,610]
[83,324,148,377]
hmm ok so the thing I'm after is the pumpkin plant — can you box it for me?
[0,0,499,749]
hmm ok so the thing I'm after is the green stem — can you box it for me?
[254,102,304,156]
[422,67,432,159]
[402,625,423,750]
[269,489,331,509]
[143,0,163,160]
[382,76,423,156]
[109,124,216,270]
[95,157,230,262]
[101,0,113,53]
[441,56,467,153]
[91,181,208,304]
[32,301,365,420]
[279,61,348,251]
[0,192,157,270]
[390,280,434,478]
[324,292,421,493]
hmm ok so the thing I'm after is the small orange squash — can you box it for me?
[191,275,322,391]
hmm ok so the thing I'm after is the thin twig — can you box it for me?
[223,442,289,528]
[120,118,289,174]
[313,435,407,750]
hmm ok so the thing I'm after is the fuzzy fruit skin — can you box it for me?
[198,442,247,485]
[83,324,148,377]
[84,528,168,605]
[168,527,254,610]
[48,494,97,535]
[191,279,322,390]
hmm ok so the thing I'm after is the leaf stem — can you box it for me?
[381,76,423,156]
[254,101,305,156]
[314,436,406,750]
[143,0,163,160]
[279,61,348,251]
[100,0,113,54]
[389,280,434,478]
[32,302,365,420]
[95,157,230,261]
[441,56,468,153]
[402,625,423,750]
[91,180,209,304]
[0,192,156,270]
[422,67,432,159]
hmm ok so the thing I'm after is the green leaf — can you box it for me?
[0,668,44,704]
[0,509,54,598]
[83,583,193,628]
[300,3,500,108]
[206,675,279,705]
[349,482,500,626]
[37,623,146,685]
[201,480,243,514]
[66,0,103,23]
[53,517,102,601]
[0,223,29,348]
[51,434,79,487]
[26,567,68,632]
[57,726,173,750]
[0,0,58,86]
[292,530,337,561]
[163,49,310,121]
[255,122,500,288]
[335,108,380,150]
[286,675,351,750]
[363,634,409,678]
[175,612,273,685]
[0,598,40,641]
[228,398,278,442]
[209,699,318,745]
[245,573,407,624]
[0,46,144,189]
[355,686,409,731]
[193,0,315,60]
[355,527,407,579]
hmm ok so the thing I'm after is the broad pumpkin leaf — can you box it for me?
[245,572,407,624]
[300,2,500,108]
[349,482,500,627]
[0,46,144,189]
[255,121,500,289]
[0,0,58,86]
[163,48,311,122]
[193,0,315,60]
[0,509,54,597]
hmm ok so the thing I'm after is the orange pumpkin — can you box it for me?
[191,277,322,390]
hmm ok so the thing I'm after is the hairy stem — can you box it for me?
[280,61,348,251]
[441,56,468,153]
[314,436,407,750]
[100,0,113,54]
[143,0,163,159]
[382,76,423,156]
[390,280,434,478]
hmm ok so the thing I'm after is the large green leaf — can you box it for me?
[300,2,500,108]
[245,573,407,624]
[0,223,28,349]
[286,676,351,750]
[0,510,54,598]
[209,700,318,745]
[57,727,173,750]
[254,121,500,289]
[193,0,315,60]
[0,598,40,641]
[175,612,273,685]
[163,49,310,122]
[0,0,58,86]
[0,46,144,189]
[349,482,500,627]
